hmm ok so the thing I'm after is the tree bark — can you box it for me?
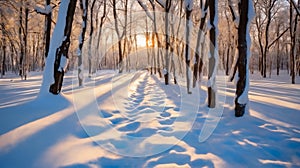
[185,0,192,94]
[193,0,208,87]
[18,1,24,79]
[289,1,298,84]
[39,0,77,96]
[78,0,88,86]
[208,0,218,108]
[164,0,172,85]
[235,0,253,117]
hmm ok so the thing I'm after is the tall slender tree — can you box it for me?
[193,0,208,87]
[235,0,254,117]
[78,0,88,86]
[185,0,193,94]
[207,0,218,108]
[39,0,77,96]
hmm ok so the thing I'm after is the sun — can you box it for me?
[136,34,147,48]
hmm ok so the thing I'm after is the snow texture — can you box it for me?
[156,0,166,8]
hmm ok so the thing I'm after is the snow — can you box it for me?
[35,5,52,15]
[0,70,299,167]
[156,0,166,8]
[185,0,193,11]
[59,56,69,72]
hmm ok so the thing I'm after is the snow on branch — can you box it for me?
[155,0,166,8]
[185,0,193,11]
[137,0,154,21]
[35,5,52,15]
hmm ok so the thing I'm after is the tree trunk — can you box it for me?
[78,0,88,86]
[164,0,172,85]
[276,23,280,76]
[23,5,29,80]
[19,1,24,79]
[193,0,208,87]
[185,0,193,94]
[1,40,6,76]
[39,0,77,96]
[1,11,6,76]
[235,0,253,117]
[44,0,51,60]
[289,1,298,84]
[208,0,218,108]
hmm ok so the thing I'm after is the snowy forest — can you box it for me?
[0,0,300,168]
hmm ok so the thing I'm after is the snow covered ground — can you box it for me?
[0,70,299,168]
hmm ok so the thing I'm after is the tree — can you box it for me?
[39,0,77,96]
[207,0,218,108]
[254,0,278,78]
[78,0,88,86]
[185,0,193,94]
[34,0,56,70]
[193,0,208,87]
[289,0,299,84]
[163,0,172,85]
[112,0,128,73]
[235,0,255,117]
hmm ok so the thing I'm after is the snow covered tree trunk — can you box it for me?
[78,0,88,86]
[164,0,172,85]
[193,0,208,87]
[95,0,106,74]
[185,0,193,94]
[34,0,54,70]
[44,0,52,60]
[86,0,96,77]
[235,0,254,117]
[39,0,77,96]
[208,0,218,108]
